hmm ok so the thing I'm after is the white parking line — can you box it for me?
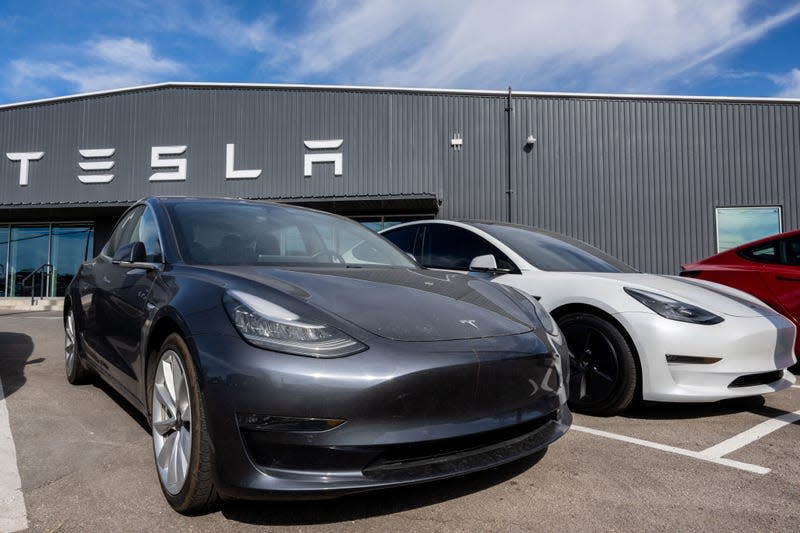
[0,379,27,533]
[572,425,770,475]
[792,385,800,389]
[700,410,800,459]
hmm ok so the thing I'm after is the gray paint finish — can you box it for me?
[1,84,798,274]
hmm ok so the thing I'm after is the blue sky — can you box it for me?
[1,0,799,105]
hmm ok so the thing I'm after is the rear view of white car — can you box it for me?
[381,221,797,415]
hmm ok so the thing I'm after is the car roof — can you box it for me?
[716,228,800,256]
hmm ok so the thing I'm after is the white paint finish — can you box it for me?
[79,148,115,158]
[149,145,187,182]
[78,161,115,171]
[700,410,800,459]
[0,379,28,533]
[5,152,44,186]
[304,153,343,177]
[304,139,343,150]
[225,144,261,180]
[78,175,114,184]
[571,425,770,475]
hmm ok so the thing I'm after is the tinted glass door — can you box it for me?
[9,226,49,297]
[51,226,94,297]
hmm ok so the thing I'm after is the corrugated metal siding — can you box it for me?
[508,97,799,274]
[1,85,798,274]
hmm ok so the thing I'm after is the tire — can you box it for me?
[64,308,91,385]
[148,333,219,514]
[558,313,638,416]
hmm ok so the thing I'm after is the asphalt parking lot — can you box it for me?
[1,310,799,532]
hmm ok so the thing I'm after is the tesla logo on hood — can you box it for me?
[459,319,479,329]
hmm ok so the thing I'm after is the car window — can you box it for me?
[103,206,144,257]
[739,241,779,264]
[382,226,420,259]
[107,206,162,262]
[421,225,516,271]
[137,208,163,262]
[473,223,636,273]
[782,237,800,266]
[166,202,417,267]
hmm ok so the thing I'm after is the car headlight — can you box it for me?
[223,290,367,357]
[624,287,723,325]
[510,288,560,337]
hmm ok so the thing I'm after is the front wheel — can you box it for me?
[558,313,637,416]
[149,333,218,514]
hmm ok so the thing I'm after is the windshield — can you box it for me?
[166,201,417,268]
[473,223,637,273]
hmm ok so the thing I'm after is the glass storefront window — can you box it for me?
[0,223,95,298]
[716,207,782,252]
[51,226,94,297]
[9,226,50,297]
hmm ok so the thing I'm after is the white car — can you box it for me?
[381,220,797,415]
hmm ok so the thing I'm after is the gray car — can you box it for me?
[64,197,571,514]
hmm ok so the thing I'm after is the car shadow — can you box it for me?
[220,449,547,526]
[0,332,38,399]
[90,376,151,433]
[619,395,799,422]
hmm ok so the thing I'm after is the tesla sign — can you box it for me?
[5,139,344,186]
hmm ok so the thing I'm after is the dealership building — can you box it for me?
[0,82,798,298]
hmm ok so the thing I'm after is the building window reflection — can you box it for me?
[0,223,94,298]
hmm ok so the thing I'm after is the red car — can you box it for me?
[682,229,800,371]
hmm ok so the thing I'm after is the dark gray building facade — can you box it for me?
[0,83,797,297]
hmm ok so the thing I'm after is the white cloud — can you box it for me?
[259,0,800,93]
[161,1,280,54]
[5,37,184,98]
[775,68,800,97]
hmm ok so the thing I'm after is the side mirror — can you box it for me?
[112,241,148,264]
[469,254,511,273]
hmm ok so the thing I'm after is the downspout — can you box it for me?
[505,86,513,223]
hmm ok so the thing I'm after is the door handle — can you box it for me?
[775,275,800,282]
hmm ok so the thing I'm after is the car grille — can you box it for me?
[728,370,783,388]
[362,411,559,481]
[241,408,564,480]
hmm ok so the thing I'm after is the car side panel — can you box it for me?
[759,263,800,320]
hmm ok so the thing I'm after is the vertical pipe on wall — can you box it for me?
[506,86,513,223]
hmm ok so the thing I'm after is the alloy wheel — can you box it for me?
[65,311,76,376]
[563,323,620,404]
[152,349,193,496]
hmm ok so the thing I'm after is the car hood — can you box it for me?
[525,272,778,318]
[209,266,535,341]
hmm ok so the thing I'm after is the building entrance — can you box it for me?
[1,224,94,297]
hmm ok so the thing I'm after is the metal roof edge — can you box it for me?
[0,192,439,209]
[2,82,800,110]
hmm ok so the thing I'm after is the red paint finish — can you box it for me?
[682,229,800,361]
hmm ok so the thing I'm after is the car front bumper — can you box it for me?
[619,311,797,402]
[191,331,571,500]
